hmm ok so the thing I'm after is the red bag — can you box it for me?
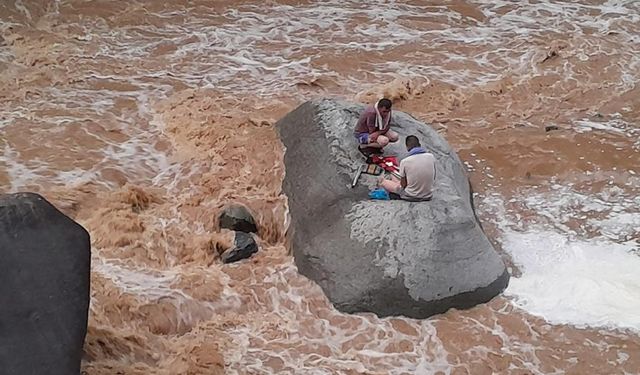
[370,155,399,174]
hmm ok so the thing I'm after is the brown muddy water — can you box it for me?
[0,1,638,374]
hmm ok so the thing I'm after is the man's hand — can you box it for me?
[370,131,381,142]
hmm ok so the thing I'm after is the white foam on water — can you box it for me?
[94,259,243,315]
[481,189,640,332]
[574,118,628,135]
[519,184,640,241]
[12,0,32,21]
[222,259,454,375]
[83,0,634,93]
[1,144,46,191]
[0,80,172,189]
[502,230,640,331]
[593,213,640,241]
[94,259,181,301]
[2,1,640,371]
[590,115,640,150]
[1,0,639,192]
[0,43,12,65]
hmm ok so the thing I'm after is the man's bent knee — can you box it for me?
[387,130,399,142]
[378,135,390,147]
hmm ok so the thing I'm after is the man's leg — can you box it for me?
[378,175,402,194]
[358,133,387,151]
[365,135,389,149]
[385,130,399,143]
[363,142,383,150]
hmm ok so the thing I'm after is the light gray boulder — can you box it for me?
[276,99,509,318]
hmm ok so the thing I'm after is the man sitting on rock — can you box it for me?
[379,135,436,201]
[354,98,399,154]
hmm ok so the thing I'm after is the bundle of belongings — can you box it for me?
[352,154,404,200]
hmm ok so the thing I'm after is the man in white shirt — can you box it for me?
[379,135,436,201]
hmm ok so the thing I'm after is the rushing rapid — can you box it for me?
[0,1,638,374]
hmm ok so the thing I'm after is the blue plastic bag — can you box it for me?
[369,188,390,200]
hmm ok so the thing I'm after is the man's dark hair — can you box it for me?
[405,135,420,150]
[377,98,392,109]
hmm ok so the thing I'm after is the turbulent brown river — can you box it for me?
[1,1,639,374]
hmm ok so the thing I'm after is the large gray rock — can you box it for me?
[276,99,509,318]
[0,192,91,375]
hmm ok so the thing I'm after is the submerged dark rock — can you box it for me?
[222,231,259,264]
[219,204,258,233]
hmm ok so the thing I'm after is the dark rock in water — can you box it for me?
[0,192,91,375]
[545,125,559,132]
[276,99,509,319]
[219,204,258,233]
[222,231,258,263]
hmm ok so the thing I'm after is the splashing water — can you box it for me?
[1,1,639,374]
